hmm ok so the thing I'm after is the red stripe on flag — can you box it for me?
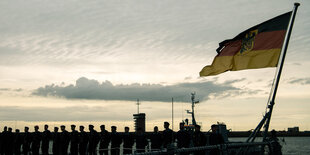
[218,40,242,56]
[252,30,286,50]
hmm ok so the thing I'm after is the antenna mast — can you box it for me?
[136,99,140,114]
[187,92,199,125]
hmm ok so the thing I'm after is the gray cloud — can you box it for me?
[0,106,123,121]
[32,77,254,102]
[0,88,10,91]
[222,78,246,85]
[287,77,310,85]
[184,76,192,80]
[0,88,23,92]
[292,63,302,66]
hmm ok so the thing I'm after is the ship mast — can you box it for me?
[187,92,199,125]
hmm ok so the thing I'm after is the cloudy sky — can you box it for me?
[1,0,310,131]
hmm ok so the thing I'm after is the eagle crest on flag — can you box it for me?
[240,29,258,54]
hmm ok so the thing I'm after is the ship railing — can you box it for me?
[129,141,271,155]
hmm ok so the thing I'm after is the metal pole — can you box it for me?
[262,3,300,141]
[246,115,267,142]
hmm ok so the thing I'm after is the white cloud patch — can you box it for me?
[32,77,260,102]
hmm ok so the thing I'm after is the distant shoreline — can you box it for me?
[227,131,310,137]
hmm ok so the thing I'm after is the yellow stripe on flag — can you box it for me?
[233,49,281,71]
[199,48,281,76]
[199,56,233,76]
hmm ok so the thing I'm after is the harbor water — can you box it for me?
[229,137,310,155]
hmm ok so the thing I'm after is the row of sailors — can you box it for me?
[0,122,224,155]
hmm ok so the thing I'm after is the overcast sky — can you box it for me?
[1,0,310,131]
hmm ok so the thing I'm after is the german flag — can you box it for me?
[200,12,292,76]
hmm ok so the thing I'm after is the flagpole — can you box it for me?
[262,3,300,141]
[246,3,300,143]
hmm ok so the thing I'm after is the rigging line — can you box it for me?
[265,77,276,113]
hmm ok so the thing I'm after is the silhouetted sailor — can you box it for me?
[122,127,133,154]
[1,126,8,155]
[0,128,1,155]
[135,127,148,153]
[162,122,174,148]
[110,126,122,155]
[31,126,41,155]
[70,125,79,155]
[268,130,282,155]
[79,126,88,155]
[22,127,31,155]
[53,127,61,155]
[60,125,70,155]
[193,125,206,155]
[150,126,162,151]
[0,127,2,155]
[185,119,189,125]
[88,124,99,155]
[14,129,23,155]
[209,124,224,155]
[99,125,110,155]
[6,127,14,155]
[42,124,51,155]
[176,122,191,155]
